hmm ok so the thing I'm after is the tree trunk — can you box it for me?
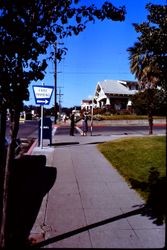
[0,108,20,248]
[147,88,154,135]
[148,113,153,135]
[0,109,7,229]
[0,109,7,167]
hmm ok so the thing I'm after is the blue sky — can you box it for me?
[25,0,165,108]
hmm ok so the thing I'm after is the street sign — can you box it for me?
[33,85,54,105]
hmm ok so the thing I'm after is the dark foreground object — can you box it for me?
[7,155,57,247]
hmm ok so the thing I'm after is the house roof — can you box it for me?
[82,99,92,103]
[97,80,137,96]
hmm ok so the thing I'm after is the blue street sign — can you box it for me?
[33,85,54,105]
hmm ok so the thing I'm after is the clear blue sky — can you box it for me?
[25,0,165,108]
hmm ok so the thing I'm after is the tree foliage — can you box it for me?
[127,3,167,134]
[0,0,126,247]
[132,88,166,116]
[127,3,167,91]
[0,0,125,110]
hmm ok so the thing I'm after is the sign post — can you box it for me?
[40,105,44,148]
[33,85,54,148]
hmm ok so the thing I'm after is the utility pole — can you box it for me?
[54,44,58,124]
[54,41,64,123]
[57,87,63,122]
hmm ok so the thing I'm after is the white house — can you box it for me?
[81,99,93,111]
[93,79,139,111]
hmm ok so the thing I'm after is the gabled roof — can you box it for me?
[96,80,137,96]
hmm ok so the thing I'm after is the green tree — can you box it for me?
[0,0,125,247]
[127,3,167,134]
[132,88,166,133]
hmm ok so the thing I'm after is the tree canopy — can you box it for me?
[127,3,167,91]
[127,3,167,135]
[131,88,166,116]
[0,0,125,111]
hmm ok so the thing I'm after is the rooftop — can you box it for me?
[97,80,137,95]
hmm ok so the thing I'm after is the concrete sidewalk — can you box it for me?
[29,130,165,248]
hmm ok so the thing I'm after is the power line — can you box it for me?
[60,71,132,75]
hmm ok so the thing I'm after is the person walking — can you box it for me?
[69,111,75,136]
[62,114,66,123]
[82,112,88,136]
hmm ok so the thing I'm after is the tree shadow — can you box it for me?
[7,155,57,248]
[30,204,166,249]
[129,167,166,226]
[29,167,166,249]
[30,207,145,249]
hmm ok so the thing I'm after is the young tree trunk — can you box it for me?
[148,113,153,135]
[0,108,20,248]
[147,88,154,135]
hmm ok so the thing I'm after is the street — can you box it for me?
[6,119,166,140]
[55,123,166,136]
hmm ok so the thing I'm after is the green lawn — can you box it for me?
[97,136,166,200]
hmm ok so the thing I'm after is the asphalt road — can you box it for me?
[6,120,166,139]
[86,124,166,136]
[6,120,39,139]
[56,124,166,136]
[19,120,39,138]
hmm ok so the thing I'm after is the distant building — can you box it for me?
[93,79,139,111]
[81,80,139,113]
[81,99,93,111]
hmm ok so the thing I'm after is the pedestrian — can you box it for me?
[69,111,75,136]
[62,114,66,123]
[82,112,88,136]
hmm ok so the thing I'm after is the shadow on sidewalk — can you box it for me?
[30,205,166,249]
[7,155,57,248]
[49,142,79,146]
[30,167,166,249]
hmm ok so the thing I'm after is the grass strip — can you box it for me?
[97,136,166,200]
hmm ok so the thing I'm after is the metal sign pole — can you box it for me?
[40,105,44,149]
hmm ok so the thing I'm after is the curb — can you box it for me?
[25,125,58,155]
[25,139,38,155]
